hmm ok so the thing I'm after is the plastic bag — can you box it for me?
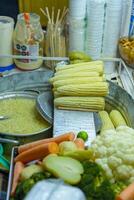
[24,179,86,200]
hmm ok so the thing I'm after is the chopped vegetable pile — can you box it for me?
[13,172,51,200]
[90,126,134,184]
[78,161,126,200]
[10,127,133,200]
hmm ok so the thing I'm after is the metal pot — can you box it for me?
[0,91,52,155]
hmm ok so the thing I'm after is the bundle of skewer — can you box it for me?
[40,7,68,69]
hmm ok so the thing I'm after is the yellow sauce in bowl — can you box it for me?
[0,98,50,134]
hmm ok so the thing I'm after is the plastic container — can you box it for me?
[0,16,15,72]
[13,13,44,70]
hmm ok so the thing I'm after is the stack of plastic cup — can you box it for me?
[102,0,123,74]
[69,17,86,52]
[69,0,87,18]
[85,0,105,59]
[69,0,87,52]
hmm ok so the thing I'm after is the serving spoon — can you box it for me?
[0,116,10,120]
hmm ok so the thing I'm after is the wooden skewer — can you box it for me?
[51,7,55,24]
[56,9,61,26]
[59,7,67,24]
[60,8,69,25]
[40,6,68,69]
[40,8,49,20]
[45,7,51,23]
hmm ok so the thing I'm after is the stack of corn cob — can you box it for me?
[49,60,109,111]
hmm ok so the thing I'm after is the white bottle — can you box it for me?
[0,16,14,69]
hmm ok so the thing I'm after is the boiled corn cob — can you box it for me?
[53,77,104,88]
[49,72,100,83]
[109,110,127,128]
[56,82,109,97]
[56,60,103,71]
[55,64,103,76]
[54,96,105,111]
[99,111,115,132]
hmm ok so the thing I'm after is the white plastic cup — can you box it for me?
[69,0,87,18]
[68,17,86,30]
[0,16,14,67]
[69,29,85,51]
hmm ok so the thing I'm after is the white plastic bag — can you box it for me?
[24,179,86,200]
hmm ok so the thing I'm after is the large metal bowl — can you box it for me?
[0,91,52,155]
[105,81,134,127]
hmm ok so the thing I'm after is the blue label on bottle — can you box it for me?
[0,191,6,200]
[129,0,134,36]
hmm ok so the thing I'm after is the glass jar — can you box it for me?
[13,13,44,70]
[45,23,68,70]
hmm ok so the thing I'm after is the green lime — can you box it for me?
[77,131,88,141]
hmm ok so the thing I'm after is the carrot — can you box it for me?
[18,132,75,154]
[15,142,59,164]
[116,183,134,200]
[11,161,24,196]
[74,138,85,149]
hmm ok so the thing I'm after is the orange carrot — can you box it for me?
[116,183,134,200]
[15,142,59,164]
[18,132,75,154]
[11,161,24,196]
[74,138,85,149]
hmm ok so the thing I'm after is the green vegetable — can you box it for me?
[69,51,92,62]
[59,141,78,155]
[31,171,51,182]
[21,164,43,180]
[14,172,50,200]
[77,131,88,141]
[111,181,127,196]
[78,161,123,200]
[63,149,93,161]
[43,154,84,185]
[14,178,35,200]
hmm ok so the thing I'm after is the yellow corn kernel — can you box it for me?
[56,60,104,71]
[53,77,104,88]
[109,110,127,128]
[49,72,100,83]
[56,82,109,97]
[99,111,115,131]
[54,96,105,111]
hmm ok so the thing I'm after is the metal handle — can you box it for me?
[23,89,40,95]
[0,116,9,120]
[0,137,19,145]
